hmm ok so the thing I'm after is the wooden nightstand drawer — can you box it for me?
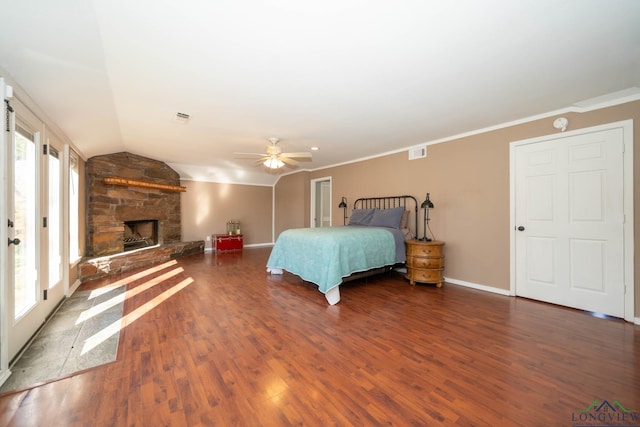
[408,256,444,269]
[406,243,443,257]
[406,268,443,284]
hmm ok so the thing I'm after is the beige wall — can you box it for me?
[275,100,640,315]
[274,171,309,236]
[180,180,273,249]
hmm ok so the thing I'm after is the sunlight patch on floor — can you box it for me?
[81,277,194,355]
[87,260,179,300]
[77,266,184,325]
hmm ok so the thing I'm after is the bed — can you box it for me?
[266,195,418,304]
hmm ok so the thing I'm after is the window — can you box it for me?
[48,146,61,286]
[14,124,37,318]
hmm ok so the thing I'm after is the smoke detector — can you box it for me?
[553,117,568,132]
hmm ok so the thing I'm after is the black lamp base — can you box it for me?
[419,237,432,242]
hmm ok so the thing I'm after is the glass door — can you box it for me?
[43,142,65,313]
[7,100,46,361]
[13,124,38,319]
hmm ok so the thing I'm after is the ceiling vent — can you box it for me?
[408,145,427,160]
[174,112,191,124]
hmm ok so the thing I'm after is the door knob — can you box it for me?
[8,238,20,246]
[517,226,525,231]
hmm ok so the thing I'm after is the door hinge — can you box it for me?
[43,217,47,228]
[43,289,48,301]
[43,144,48,155]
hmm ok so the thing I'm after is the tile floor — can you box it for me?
[0,285,124,393]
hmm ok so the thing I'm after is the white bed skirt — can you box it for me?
[324,287,341,305]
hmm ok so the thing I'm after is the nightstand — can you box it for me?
[405,240,445,287]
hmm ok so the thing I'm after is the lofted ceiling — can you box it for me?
[1,0,639,186]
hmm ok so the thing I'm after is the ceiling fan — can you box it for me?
[234,137,312,169]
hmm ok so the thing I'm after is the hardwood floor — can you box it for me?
[0,247,638,426]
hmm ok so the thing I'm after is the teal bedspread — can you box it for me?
[266,226,397,294]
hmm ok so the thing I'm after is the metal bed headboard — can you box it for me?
[353,195,418,236]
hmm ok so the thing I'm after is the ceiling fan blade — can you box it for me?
[280,152,312,159]
[280,157,299,166]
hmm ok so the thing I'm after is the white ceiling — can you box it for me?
[1,0,639,185]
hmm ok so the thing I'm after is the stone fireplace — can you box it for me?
[79,152,203,282]
[86,152,182,257]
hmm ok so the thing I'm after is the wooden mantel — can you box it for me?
[103,176,186,192]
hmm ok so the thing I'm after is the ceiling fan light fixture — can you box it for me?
[234,137,311,170]
[264,157,284,169]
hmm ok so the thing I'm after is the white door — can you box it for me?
[311,177,331,228]
[514,128,625,317]
[6,99,47,360]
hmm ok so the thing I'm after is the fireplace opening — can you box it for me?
[124,220,159,251]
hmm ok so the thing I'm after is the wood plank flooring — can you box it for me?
[0,247,638,426]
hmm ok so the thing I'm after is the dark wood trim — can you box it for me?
[103,176,186,192]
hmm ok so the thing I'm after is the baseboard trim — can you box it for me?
[206,243,273,253]
[0,369,12,389]
[68,279,81,296]
[245,243,274,248]
[444,277,512,296]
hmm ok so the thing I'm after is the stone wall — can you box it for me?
[86,152,182,256]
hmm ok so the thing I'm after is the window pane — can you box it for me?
[49,147,61,287]
[69,150,80,262]
[14,128,37,318]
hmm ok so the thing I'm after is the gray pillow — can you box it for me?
[369,207,405,229]
[400,210,410,229]
[348,208,376,225]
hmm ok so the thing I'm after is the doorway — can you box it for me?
[5,97,66,362]
[510,120,634,321]
[311,177,332,228]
